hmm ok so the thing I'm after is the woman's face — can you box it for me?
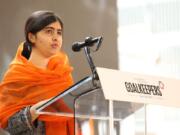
[30,21,63,58]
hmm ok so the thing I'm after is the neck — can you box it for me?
[29,48,50,69]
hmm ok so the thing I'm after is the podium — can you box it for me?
[36,67,180,135]
[36,36,180,134]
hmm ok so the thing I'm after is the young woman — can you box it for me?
[0,11,74,135]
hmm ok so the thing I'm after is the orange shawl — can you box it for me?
[0,42,74,135]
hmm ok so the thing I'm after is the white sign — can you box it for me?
[96,67,180,108]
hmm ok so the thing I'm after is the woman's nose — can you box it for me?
[52,33,58,41]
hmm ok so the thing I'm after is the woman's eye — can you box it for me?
[44,28,62,36]
[57,31,62,35]
[46,29,53,34]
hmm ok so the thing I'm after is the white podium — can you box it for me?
[37,67,180,135]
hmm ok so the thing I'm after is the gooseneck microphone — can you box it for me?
[72,36,102,52]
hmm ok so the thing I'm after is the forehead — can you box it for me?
[45,21,62,29]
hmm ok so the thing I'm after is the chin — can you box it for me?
[49,51,59,56]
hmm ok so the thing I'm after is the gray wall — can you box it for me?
[0,0,118,82]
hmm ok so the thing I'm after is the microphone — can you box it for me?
[72,36,102,52]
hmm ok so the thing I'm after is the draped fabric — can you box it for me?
[0,42,74,135]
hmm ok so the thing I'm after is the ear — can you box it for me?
[28,33,36,43]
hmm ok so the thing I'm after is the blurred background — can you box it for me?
[1,0,180,135]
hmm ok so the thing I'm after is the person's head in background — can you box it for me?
[22,10,64,63]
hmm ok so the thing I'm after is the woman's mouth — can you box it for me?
[51,43,59,49]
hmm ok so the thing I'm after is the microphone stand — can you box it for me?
[83,46,99,87]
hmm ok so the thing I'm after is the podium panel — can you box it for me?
[36,76,95,117]
[36,75,146,135]
[36,67,180,135]
[75,90,180,135]
[75,89,145,135]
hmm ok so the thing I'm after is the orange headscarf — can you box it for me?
[0,42,75,135]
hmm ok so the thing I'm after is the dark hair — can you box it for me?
[22,10,63,59]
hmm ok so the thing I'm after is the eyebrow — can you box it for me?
[44,26,62,31]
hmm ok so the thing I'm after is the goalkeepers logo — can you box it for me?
[124,81,164,96]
